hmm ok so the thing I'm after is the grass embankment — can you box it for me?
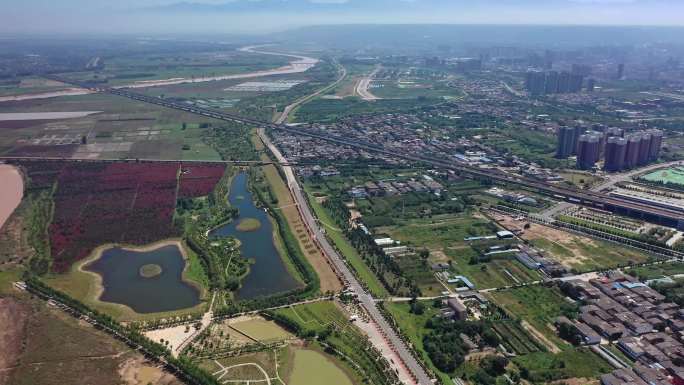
[44,239,208,322]
[252,133,340,293]
[305,188,389,298]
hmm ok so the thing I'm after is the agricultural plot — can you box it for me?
[489,285,574,351]
[293,97,438,123]
[224,80,307,92]
[377,213,541,290]
[496,216,651,272]
[14,160,226,273]
[178,163,227,198]
[513,348,613,383]
[0,93,225,160]
[0,77,72,97]
[492,320,545,355]
[628,261,684,280]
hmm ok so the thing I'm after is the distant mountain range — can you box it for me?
[145,0,664,14]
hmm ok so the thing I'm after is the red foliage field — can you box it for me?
[178,163,226,199]
[14,160,225,273]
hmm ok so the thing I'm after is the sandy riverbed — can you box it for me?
[118,45,319,89]
[0,111,102,120]
[0,88,93,103]
[0,165,23,230]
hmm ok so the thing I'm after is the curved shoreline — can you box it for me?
[71,239,207,318]
[118,45,319,89]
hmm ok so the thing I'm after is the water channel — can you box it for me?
[209,172,300,299]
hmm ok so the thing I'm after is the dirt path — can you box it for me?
[521,320,561,354]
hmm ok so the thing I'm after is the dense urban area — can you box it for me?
[2,19,684,385]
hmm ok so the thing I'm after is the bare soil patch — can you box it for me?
[0,201,32,267]
[0,297,29,385]
[4,295,183,385]
[0,165,23,231]
[119,355,181,385]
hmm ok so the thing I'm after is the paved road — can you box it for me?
[355,65,381,101]
[259,128,432,385]
[538,160,684,221]
[275,61,347,124]
[591,160,684,192]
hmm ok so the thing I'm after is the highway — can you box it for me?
[355,65,381,101]
[88,83,684,229]
[590,160,684,192]
[275,60,347,124]
[44,73,684,230]
[258,128,432,385]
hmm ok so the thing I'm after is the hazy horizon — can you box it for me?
[2,0,684,35]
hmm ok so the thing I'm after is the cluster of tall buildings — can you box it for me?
[525,70,588,95]
[556,126,663,171]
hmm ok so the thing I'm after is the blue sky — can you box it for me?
[2,0,683,35]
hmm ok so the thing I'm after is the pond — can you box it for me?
[86,244,201,313]
[210,172,300,299]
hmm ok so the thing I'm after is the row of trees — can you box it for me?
[423,318,500,373]
[23,274,221,385]
[324,196,422,297]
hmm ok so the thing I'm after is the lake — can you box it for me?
[86,244,201,313]
[210,172,299,299]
